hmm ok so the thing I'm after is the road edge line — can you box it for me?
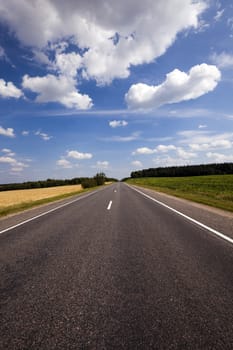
[127,184,233,246]
[0,188,103,235]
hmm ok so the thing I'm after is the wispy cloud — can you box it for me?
[206,152,233,162]
[0,149,29,173]
[211,52,233,69]
[35,130,52,141]
[214,9,224,22]
[152,155,197,167]
[0,46,15,67]
[131,160,143,168]
[177,130,233,151]
[56,158,72,169]
[1,148,15,156]
[92,161,109,170]
[198,124,207,129]
[101,132,141,142]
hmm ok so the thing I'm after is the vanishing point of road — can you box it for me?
[0,182,233,349]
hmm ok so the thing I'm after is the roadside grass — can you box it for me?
[127,175,233,213]
[0,185,98,217]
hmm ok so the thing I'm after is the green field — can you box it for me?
[127,175,233,213]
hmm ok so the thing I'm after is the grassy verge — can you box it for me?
[127,175,233,213]
[0,187,99,217]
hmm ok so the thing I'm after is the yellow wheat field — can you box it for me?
[0,185,83,208]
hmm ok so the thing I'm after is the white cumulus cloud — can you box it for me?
[0,79,23,99]
[11,162,28,172]
[157,145,177,153]
[56,159,72,169]
[55,52,82,78]
[0,0,207,84]
[133,147,156,155]
[0,126,15,138]
[178,130,233,151]
[206,152,233,162]
[125,64,221,109]
[109,120,128,128]
[22,74,92,110]
[190,139,232,151]
[133,144,197,163]
[67,150,93,160]
[57,149,93,169]
[133,144,177,155]
[176,147,197,159]
[0,156,16,164]
[0,150,28,172]
[1,148,15,156]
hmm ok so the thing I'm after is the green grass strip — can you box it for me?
[127,175,233,213]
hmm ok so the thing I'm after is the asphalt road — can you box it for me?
[1,182,233,349]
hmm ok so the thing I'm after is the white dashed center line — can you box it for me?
[107,200,113,210]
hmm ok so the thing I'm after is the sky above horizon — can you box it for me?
[0,0,233,182]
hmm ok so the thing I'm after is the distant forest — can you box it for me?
[0,174,117,192]
[130,163,233,178]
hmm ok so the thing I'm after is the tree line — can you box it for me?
[130,163,233,178]
[0,173,117,191]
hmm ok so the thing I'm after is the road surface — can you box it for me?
[0,182,233,349]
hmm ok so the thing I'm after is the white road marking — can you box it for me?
[0,189,102,236]
[107,200,113,210]
[128,185,233,246]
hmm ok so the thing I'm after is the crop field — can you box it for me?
[0,184,83,216]
[127,175,233,212]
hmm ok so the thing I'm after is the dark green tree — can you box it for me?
[94,172,106,186]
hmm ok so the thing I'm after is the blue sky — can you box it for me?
[0,0,233,182]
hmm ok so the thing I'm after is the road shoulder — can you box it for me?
[128,184,233,239]
[0,187,106,234]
